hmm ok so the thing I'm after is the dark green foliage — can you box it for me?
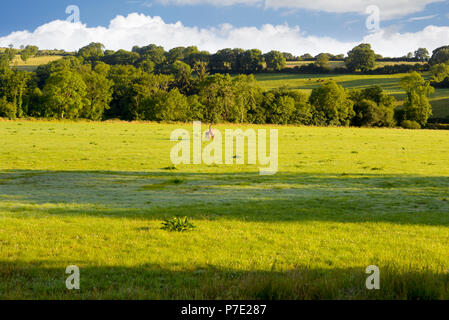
[345,44,376,72]
[3,48,18,62]
[161,217,196,232]
[0,68,33,118]
[0,43,411,129]
[107,65,172,120]
[20,45,38,62]
[198,74,265,123]
[315,53,330,70]
[144,88,190,122]
[400,72,434,127]
[264,51,286,72]
[414,48,430,62]
[350,86,396,127]
[401,120,421,129]
[364,63,429,75]
[429,46,449,66]
[79,63,113,120]
[77,43,105,62]
[102,49,140,66]
[309,80,355,126]
[238,49,264,74]
[263,91,296,125]
[43,70,88,119]
[0,96,16,119]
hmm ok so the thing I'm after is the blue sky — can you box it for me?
[0,1,448,56]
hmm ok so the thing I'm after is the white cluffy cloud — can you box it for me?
[0,13,448,57]
[157,0,444,19]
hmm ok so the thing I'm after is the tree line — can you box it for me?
[3,42,432,75]
[0,42,438,129]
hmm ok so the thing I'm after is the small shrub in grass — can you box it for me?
[162,165,177,170]
[161,217,196,232]
[401,120,421,129]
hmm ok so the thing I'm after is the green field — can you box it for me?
[285,60,425,70]
[1,120,449,299]
[9,55,63,72]
[255,73,449,119]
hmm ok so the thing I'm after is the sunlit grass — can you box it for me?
[0,120,449,299]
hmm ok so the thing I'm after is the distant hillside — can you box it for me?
[9,55,63,71]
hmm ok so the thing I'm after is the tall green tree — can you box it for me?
[108,65,172,120]
[144,88,189,121]
[0,96,16,119]
[166,47,186,64]
[20,45,39,63]
[285,90,313,125]
[400,72,434,127]
[103,50,140,66]
[264,51,286,71]
[210,48,236,72]
[309,80,355,126]
[429,46,449,65]
[199,74,234,123]
[315,53,330,69]
[232,74,264,123]
[43,70,88,119]
[170,61,192,91]
[77,43,105,61]
[0,68,33,118]
[263,90,296,125]
[132,44,166,66]
[4,48,18,62]
[430,63,449,82]
[79,63,113,120]
[345,44,376,72]
[349,86,396,127]
[414,48,430,62]
[238,49,264,74]
[35,56,83,88]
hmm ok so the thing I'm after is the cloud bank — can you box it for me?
[0,13,448,57]
[156,0,444,19]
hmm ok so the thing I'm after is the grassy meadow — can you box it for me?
[1,120,449,299]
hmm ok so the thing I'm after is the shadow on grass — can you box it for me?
[0,170,449,226]
[1,260,448,300]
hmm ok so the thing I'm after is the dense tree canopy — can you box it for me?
[264,51,287,72]
[315,53,330,69]
[0,42,438,128]
[414,48,430,62]
[77,42,105,61]
[20,45,39,62]
[400,72,435,127]
[350,86,396,127]
[429,46,449,66]
[43,70,88,119]
[309,80,355,126]
[345,44,376,72]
